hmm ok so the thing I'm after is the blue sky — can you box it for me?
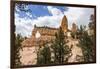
[15,4,67,19]
[15,3,94,37]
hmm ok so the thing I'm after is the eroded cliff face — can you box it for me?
[20,15,83,65]
[22,15,69,47]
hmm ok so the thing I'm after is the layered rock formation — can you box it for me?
[22,15,69,47]
[20,15,83,65]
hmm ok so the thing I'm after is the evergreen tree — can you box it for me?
[14,34,23,67]
[37,42,51,65]
[71,32,76,39]
[78,25,94,62]
[51,27,72,64]
[88,14,95,30]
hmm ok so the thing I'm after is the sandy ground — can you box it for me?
[20,38,83,65]
[67,39,83,62]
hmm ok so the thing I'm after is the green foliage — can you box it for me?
[37,27,72,64]
[51,27,72,64]
[71,32,76,39]
[88,14,95,30]
[78,25,94,62]
[14,34,24,67]
[37,43,51,65]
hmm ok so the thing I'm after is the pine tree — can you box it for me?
[88,14,95,30]
[37,42,51,65]
[14,34,23,67]
[51,27,72,64]
[71,32,76,39]
[37,27,72,64]
[78,25,94,62]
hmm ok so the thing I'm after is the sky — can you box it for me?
[15,3,94,37]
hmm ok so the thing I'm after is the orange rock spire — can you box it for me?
[61,15,68,33]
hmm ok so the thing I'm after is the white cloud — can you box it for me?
[32,15,63,28]
[64,7,94,29]
[15,5,20,12]
[47,6,94,29]
[26,12,32,18]
[64,7,85,21]
[15,13,34,37]
[47,6,63,16]
[15,12,64,37]
[15,6,94,37]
